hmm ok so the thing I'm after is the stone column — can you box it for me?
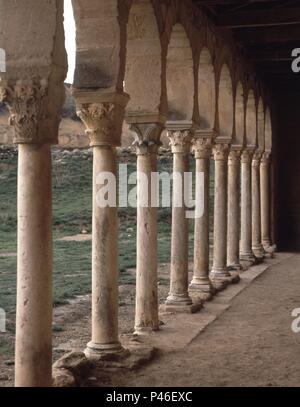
[252,151,264,259]
[270,159,277,251]
[163,127,199,313]
[260,151,275,254]
[0,79,60,387]
[76,91,129,359]
[189,135,214,296]
[211,143,231,280]
[227,149,242,270]
[240,149,256,264]
[129,120,164,334]
[16,143,53,387]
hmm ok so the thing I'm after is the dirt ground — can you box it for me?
[0,263,171,386]
[1,254,300,387]
[115,253,300,387]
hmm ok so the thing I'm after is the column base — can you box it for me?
[210,270,240,291]
[189,277,214,293]
[240,251,256,265]
[210,267,231,280]
[159,302,202,314]
[165,293,193,306]
[263,250,274,259]
[263,242,277,255]
[134,325,159,336]
[189,280,215,302]
[227,262,244,272]
[84,341,128,361]
[252,245,265,261]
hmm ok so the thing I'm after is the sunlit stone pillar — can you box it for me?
[189,134,214,295]
[0,79,61,387]
[227,149,242,270]
[252,151,264,259]
[128,117,164,334]
[76,91,129,359]
[260,151,275,254]
[240,149,256,264]
[163,124,200,313]
[211,143,231,280]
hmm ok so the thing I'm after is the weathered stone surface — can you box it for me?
[53,368,77,388]
[212,279,230,293]
[160,302,202,314]
[190,291,213,303]
[211,143,230,279]
[164,124,194,311]
[94,345,157,371]
[227,149,242,270]
[212,273,240,292]
[190,134,214,297]
[0,0,279,389]
[53,351,93,372]
[53,352,95,387]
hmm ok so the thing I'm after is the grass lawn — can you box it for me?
[0,148,215,329]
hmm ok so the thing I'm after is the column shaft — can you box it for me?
[260,152,274,252]
[135,150,159,333]
[211,144,230,279]
[227,150,242,269]
[240,150,255,263]
[86,146,121,357]
[190,138,212,292]
[15,144,53,387]
[167,151,192,305]
[252,152,264,258]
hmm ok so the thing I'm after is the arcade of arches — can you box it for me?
[0,0,299,387]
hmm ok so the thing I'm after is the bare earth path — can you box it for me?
[120,254,300,387]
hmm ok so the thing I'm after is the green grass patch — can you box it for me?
[0,150,215,317]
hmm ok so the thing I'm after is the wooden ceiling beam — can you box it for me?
[217,7,300,28]
[234,25,300,44]
[247,48,294,61]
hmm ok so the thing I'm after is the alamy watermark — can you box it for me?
[96,164,204,219]
[292,48,300,73]
[0,308,6,333]
[0,48,6,73]
[291,308,300,333]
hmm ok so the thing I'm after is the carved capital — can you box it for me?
[213,143,230,161]
[192,137,212,159]
[75,92,129,147]
[228,149,242,165]
[252,151,262,167]
[261,151,271,166]
[0,78,52,144]
[241,149,254,164]
[168,130,192,154]
[130,122,163,155]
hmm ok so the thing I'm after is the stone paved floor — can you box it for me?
[119,253,300,387]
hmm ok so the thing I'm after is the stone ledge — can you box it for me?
[53,352,94,387]
[159,302,202,314]
[212,272,240,292]
[52,343,157,387]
